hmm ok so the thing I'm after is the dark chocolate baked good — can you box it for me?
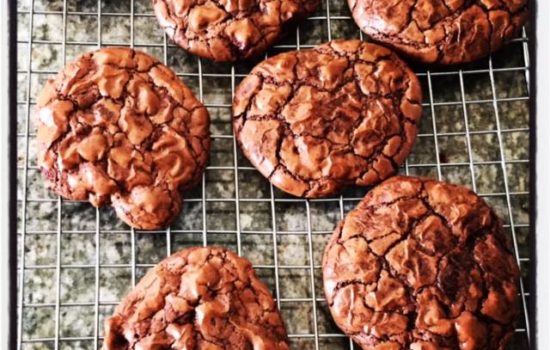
[233,40,422,198]
[103,246,289,350]
[35,48,210,230]
[152,0,320,62]
[322,176,520,350]
[348,0,528,64]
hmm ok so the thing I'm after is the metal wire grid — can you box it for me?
[15,0,531,349]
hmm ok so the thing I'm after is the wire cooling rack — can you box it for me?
[15,0,531,349]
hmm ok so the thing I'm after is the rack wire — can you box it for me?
[16,0,531,349]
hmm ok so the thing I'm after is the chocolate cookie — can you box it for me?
[103,246,289,350]
[233,40,422,198]
[348,0,528,64]
[35,48,210,230]
[152,0,320,62]
[322,176,520,350]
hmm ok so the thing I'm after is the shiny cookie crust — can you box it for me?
[233,40,422,198]
[35,48,210,230]
[322,176,520,350]
[153,0,320,62]
[103,247,289,350]
[348,0,528,64]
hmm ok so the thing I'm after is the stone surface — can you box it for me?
[16,1,530,350]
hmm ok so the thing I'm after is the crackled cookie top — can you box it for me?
[348,0,528,64]
[35,48,210,229]
[103,247,289,350]
[233,40,422,198]
[152,0,319,62]
[322,176,520,350]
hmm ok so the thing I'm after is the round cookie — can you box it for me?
[233,40,422,198]
[35,48,210,230]
[103,246,289,350]
[348,0,528,64]
[322,176,520,350]
[152,0,320,62]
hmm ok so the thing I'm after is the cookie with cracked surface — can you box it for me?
[35,48,210,230]
[348,0,528,65]
[152,0,320,62]
[102,246,289,350]
[233,40,422,198]
[322,176,520,350]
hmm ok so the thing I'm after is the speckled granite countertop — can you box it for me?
[16,0,531,349]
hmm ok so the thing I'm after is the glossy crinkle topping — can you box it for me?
[35,48,210,230]
[103,247,289,350]
[152,0,320,62]
[233,40,422,198]
[348,0,528,64]
[322,176,520,350]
